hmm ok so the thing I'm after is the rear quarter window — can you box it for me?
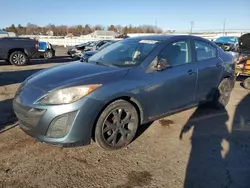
[195,40,217,61]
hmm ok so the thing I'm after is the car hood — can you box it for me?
[25,62,129,92]
[239,33,250,51]
[85,50,98,56]
[214,41,234,45]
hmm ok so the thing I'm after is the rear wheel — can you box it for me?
[95,100,139,150]
[243,77,250,90]
[9,51,27,66]
[44,50,53,59]
[211,78,232,109]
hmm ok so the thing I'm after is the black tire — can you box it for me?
[211,78,233,109]
[243,77,250,90]
[9,51,27,66]
[44,50,53,59]
[95,100,139,150]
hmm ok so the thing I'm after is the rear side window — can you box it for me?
[195,40,217,61]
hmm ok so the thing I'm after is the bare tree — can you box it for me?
[3,23,164,36]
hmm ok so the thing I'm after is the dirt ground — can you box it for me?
[0,48,250,188]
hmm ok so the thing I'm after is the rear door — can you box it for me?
[0,38,8,59]
[193,39,223,102]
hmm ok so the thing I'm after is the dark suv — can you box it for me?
[13,35,235,150]
[0,37,39,66]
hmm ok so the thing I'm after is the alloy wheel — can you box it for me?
[102,108,137,147]
[44,51,53,59]
[12,53,26,65]
[219,80,231,106]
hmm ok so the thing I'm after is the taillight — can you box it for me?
[35,41,39,50]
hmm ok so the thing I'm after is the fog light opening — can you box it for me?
[46,111,78,138]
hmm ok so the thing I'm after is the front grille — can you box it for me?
[13,101,45,130]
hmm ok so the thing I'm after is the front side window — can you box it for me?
[88,39,161,67]
[158,40,191,67]
[195,40,217,61]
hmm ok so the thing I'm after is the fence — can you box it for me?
[20,31,247,46]
[20,35,119,46]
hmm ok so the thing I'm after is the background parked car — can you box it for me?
[68,40,111,59]
[13,35,235,150]
[80,40,119,62]
[67,41,96,59]
[214,36,239,52]
[38,41,55,59]
[0,37,39,66]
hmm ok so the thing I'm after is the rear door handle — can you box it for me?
[187,69,195,75]
[216,62,222,67]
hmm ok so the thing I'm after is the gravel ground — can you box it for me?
[0,47,250,188]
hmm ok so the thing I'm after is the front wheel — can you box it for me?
[243,77,250,90]
[94,100,139,150]
[211,78,233,109]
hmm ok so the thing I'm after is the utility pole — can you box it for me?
[223,19,226,36]
[155,19,157,33]
[190,21,194,35]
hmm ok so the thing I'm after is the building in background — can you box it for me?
[81,30,118,39]
[0,30,9,37]
[7,32,16,37]
[46,30,54,36]
[0,30,16,37]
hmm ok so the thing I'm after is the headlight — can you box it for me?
[37,84,101,105]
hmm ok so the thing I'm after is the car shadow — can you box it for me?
[236,76,249,89]
[0,56,75,66]
[181,94,250,188]
[0,69,43,86]
[133,121,154,142]
[236,75,246,82]
[30,56,75,65]
[0,98,18,132]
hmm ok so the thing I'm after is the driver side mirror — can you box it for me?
[152,56,171,71]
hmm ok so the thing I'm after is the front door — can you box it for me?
[144,39,198,119]
[193,40,223,102]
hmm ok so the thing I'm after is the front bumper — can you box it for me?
[68,49,82,58]
[13,96,105,147]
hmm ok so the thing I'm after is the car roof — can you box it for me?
[125,35,207,42]
[217,36,238,38]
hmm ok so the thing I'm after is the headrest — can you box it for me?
[169,44,181,56]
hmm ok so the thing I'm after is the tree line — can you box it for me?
[2,23,164,36]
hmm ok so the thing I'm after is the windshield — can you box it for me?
[215,36,238,44]
[88,41,97,47]
[98,41,117,51]
[88,39,160,67]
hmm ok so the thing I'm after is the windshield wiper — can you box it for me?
[95,61,109,66]
[94,61,119,67]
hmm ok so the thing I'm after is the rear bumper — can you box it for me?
[31,52,42,58]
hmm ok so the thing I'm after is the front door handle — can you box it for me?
[187,69,195,75]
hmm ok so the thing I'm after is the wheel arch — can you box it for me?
[222,75,235,88]
[8,48,27,58]
[91,95,144,141]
